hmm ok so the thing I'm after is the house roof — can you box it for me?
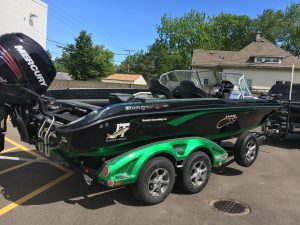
[103,74,142,81]
[192,37,300,70]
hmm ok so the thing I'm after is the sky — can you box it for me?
[44,0,298,64]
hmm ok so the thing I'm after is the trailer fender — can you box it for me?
[98,137,227,187]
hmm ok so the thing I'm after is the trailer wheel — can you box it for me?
[176,152,211,194]
[234,132,259,167]
[132,157,175,205]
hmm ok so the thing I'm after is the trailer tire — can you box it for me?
[132,157,175,205]
[234,132,259,167]
[176,152,211,194]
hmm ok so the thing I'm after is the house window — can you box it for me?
[254,57,263,63]
[254,57,281,64]
[271,58,280,63]
[275,80,292,84]
[203,78,209,86]
[264,57,271,63]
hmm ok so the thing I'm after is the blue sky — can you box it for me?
[44,0,297,64]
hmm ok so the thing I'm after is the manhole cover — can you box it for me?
[209,199,251,216]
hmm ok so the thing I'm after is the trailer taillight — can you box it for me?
[102,165,110,177]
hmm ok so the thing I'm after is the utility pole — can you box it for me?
[124,49,135,73]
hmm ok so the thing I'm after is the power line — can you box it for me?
[16,0,134,59]
[47,2,126,51]
[46,38,134,65]
[47,39,67,47]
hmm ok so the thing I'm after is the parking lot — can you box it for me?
[0,124,299,225]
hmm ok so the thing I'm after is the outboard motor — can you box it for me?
[0,33,56,150]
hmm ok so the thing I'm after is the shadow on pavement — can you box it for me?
[263,135,300,150]
[212,167,243,176]
[0,163,244,210]
[0,173,143,209]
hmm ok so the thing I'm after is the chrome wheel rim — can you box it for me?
[245,140,257,161]
[148,168,170,197]
[190,161,207,186]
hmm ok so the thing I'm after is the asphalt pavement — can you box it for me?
[0,125,299,225]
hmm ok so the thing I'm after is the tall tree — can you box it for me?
[157,10,213,53]
[60,30,114,80]
[256,3,300,57]
[254,9,284,43]
[280,3,300,57]
[117,51,154,79]
[208,13,256,51]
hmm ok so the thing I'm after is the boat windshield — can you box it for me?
[159,70,203,89]
[220,73,253,98]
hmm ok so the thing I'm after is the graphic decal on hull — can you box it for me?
[216,114,238,129]
[106,123,130,142]
[125,104,169,111]
[142,118,168,123]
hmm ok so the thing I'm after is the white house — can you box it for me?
[102,74,147,85]
[0,0,48,48]
[191,33,300,90]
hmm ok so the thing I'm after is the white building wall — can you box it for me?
[0,0,48,48]
[223,68,300,90]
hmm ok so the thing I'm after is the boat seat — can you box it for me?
[108,93,134,104]
[149,79,173,99]
[180,80,208,98]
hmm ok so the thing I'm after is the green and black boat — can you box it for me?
[0,33,281,205]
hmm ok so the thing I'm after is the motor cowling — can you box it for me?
[0,33,56,105]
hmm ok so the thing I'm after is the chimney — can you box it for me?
[256,32,262,42]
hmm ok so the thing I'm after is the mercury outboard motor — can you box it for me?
[0,33,56,150]
[0,33,56,104]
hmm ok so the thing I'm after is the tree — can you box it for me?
[59,30,114,80]
[157,10,212,53]
[144,10,213,75]
[255,3,300,57]
[117,51,154,80]
[148,41,189,76]
[279,3,300,57]
[53,55,68,72]
[46,50,52,59]
[254,9,284,43]
[208,13,256,51]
